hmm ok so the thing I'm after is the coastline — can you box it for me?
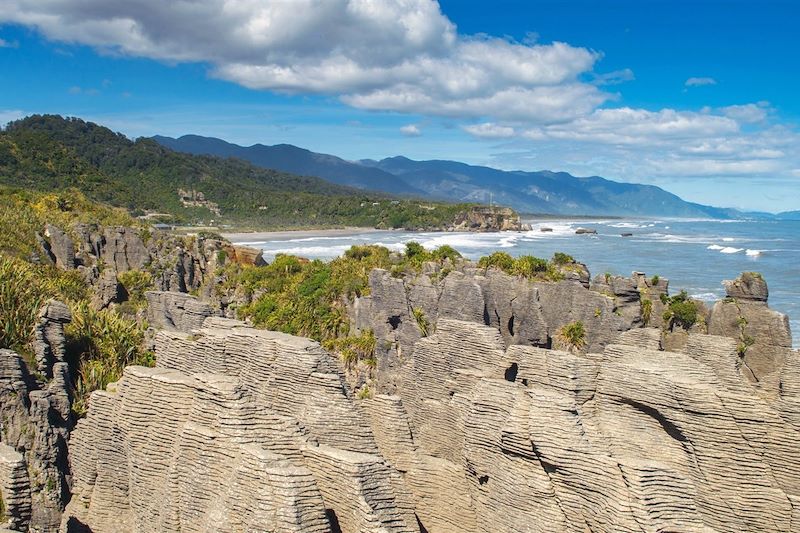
[222,226,387,243]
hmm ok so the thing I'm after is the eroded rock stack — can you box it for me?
[0,302,74,532]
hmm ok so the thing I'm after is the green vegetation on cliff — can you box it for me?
[0,256,153,416]
[0,190,153,416]
[0,115,473,229]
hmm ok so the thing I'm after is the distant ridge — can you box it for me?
[153,135,427,196]
[156,134,737,218]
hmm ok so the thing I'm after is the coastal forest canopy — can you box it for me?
[0,114,472,229]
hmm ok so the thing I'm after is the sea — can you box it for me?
[233,218,800,348]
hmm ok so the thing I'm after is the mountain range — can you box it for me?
[0,115,469,229]
[156,134,745,219]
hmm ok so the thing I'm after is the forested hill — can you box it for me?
[0,115,469,229]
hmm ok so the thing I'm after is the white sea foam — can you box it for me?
[690,292,721,301]
[745,249,762,257]
[722,237,735,242]
[262,245,356,257]
[707,245,724,250]
[719,246,743,254]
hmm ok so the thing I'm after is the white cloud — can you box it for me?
[463,123,515,139]
[720,102,770,123]
[0,110,25,127]
[400,124,421,137]
[0,37,19,48]
[592,68,635,86]
[685,77,717,87]
[1,0,603,123]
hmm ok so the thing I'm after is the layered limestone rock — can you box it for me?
[0,444,32,532]
[65,316,800,532]
[39,223,234,309]
[144,291,215,333]
[361,319,800,533]
[63,319,419,533]
[350,265,649,392]
[708,272,793,392]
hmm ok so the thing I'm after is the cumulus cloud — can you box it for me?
[400,124,421,137]
[720,102,770,123]
[1,0,606,122]
[463,123,515,139]
[4,0,797,198]
[685,77,717,87]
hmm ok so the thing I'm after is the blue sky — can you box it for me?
[1,0,798,212]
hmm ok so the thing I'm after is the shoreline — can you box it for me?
[223,227,388,243]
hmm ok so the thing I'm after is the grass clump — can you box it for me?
[323,330,377,369]
[477,251,563,281]
[66,302,153,416]
[0,256,48,357]
[117,270,154,308]
[412,307,432,337]
[556,321,587,353]
[641,298,653,326]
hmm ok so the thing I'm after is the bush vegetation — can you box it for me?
[477,251,565,281]
[0,256,153,416]
[233,242,462,342]
[661,290,699,329]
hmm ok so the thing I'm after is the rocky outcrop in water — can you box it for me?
[451,206,530,232]
[63,313,800,532]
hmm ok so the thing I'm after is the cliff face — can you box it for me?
[63,319,415,533]
[62,314,800,532]
[348,263,649,393]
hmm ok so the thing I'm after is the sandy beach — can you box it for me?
[222,227,389,243]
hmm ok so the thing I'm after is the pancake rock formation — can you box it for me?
[63,311,800,532]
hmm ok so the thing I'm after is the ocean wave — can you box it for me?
[721,237,735,242]
[690,292,721,301]
[262,244,357,257]
[610,222,647,229]
[719,246,743,254]
[707,245,724,250]
[417,233,510,250]
[745,249,762,257]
